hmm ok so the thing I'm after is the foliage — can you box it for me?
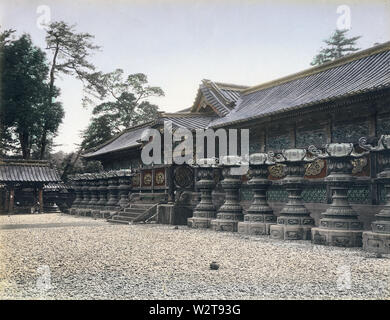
[0,31,64,159]
[311,29,361,66]
[81,70,164,150]
[49,150,102,181]
[37,21,100,159]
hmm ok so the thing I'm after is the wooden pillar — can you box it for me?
[9,187,15,214]
[38,187,44,213]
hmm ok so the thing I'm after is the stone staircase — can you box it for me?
[107,203,157,224]
[107,193,167,224]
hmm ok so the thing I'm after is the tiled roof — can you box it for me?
[210,42,390,127]
[0,159,61,183]
[83,113,217,158]
[84,42,390,159]
[192,80,248,116]
[82,124,150,158]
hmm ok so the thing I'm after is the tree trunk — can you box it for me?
[39,129,47,160]
[19,131,30,159]
[40,43,59,160]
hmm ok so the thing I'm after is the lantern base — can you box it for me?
[188,217,213,229]
[311,227,363,247]
[270,224,313,240]
[210,219,240,232]
[237,221,276,235]
[363,231,390,254]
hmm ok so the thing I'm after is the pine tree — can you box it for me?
[311,29,361,66]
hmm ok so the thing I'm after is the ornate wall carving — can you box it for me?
[267,132,291,151]
[377,114,390,135]
[332,121,369,143]
[296,128,327,148]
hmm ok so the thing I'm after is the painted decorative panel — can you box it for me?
[154,168,166,187]
[268,164,286,180]
[332,121,369,143]
[377,114,390,135]
[304,159,326,179]
[267,133,291,151]
[141,170,153,187]
[296,128,327,148]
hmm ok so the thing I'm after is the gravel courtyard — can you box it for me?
[0,213,389,300]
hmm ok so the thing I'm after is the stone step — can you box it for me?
[113,215,136,221]
[101,206,120,211]
[106,218,130,225]
[129,203,156,210]
[124,207,150,214]
[119,211,142,218]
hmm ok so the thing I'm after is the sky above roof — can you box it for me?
[1,0,389,153]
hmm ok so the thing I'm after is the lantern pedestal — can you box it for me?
[270,177,314,240]
[238,154,276,235]
[188,165,216,229]
[362,143,390,254]
[269,149,315,241]
[211,158,243,232]
[311,144,365,247]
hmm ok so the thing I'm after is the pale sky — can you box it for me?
[1,0,389,153]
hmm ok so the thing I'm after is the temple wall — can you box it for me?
[246,95,390,153]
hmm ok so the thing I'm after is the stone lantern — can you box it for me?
[188,158,218,228]
[359,135,390,254]
[106,171,120,209]
[99,172,113,218]
[269,148,315,240]
[238,152,277,235]
[69,175,82,215]
[86,173,99,217]
[94,172,108,217]
[211,155,244,232]
[311,143,366,247]
[77,174,91,215]
[117,169,133,208]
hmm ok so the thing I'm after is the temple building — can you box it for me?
[73,42,390,250]
[83,42,390,168]
[0,159,64,214]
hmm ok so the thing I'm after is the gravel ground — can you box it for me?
[0,213,389,300]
